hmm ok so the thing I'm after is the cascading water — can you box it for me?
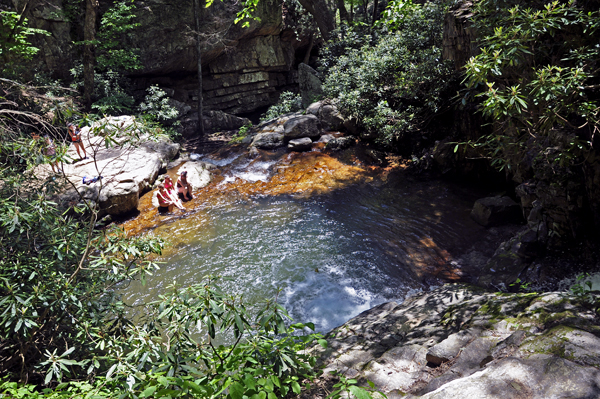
[121,148,492,332]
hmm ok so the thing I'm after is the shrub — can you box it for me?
[322,2,452,147]
[138,85,180,124]
[260,91,303,122]
[463,0,600,171]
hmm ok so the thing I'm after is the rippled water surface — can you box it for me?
[122,151,487,331]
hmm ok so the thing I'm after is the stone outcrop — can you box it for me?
[17,0,302,116]
[470,196,523,227]
[442,0,478,71]
[298,63,324,108]
[283,114,321,140]
[288,137,313,152]
[180,111,251,137]
[45,116,180,216]
[247,102,354,152]
[311,284,600,399]
[306,101,345,132]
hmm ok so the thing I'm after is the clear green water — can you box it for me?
[122,170,485,332]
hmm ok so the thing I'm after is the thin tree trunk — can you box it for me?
[83,0,98,111]
[372,0,379,25]
[338,0,349,23]
[193,0,204,136]
[297,0,335,41]
[302,34,314,65]
[360,0,368,24]
[350,1,354,23]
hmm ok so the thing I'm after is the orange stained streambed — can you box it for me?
[118,144,491,331]
[122,147,379,236]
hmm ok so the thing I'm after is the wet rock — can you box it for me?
[287,137,313,152]
[283,114,321,140]
[326,136,356,151]
[306,101,345,131]
[299,63,324,108]
[251,132,285,149]
[318,134,335,144]
[470,196,523,227]
[365,149,388,166]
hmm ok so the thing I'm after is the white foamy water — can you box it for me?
[201,153,243,167]
[220,159,277,184]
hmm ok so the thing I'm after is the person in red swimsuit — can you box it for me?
[157,183,174,213]
[67,123,87,160]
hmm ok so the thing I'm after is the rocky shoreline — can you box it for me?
[305,283,600,398]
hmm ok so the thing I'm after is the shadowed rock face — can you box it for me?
[18,0,300,115]
[309,284,600,399]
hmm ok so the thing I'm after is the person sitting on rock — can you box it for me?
[67,122,87,160]
[177,170,192,201]
[164,175,175,193]
[157,182,184,213]
[157,183,174,213]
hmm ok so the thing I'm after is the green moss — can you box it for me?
[519,325,576,359]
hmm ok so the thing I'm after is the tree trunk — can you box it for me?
[338,0,349,23]
[372,0,379,25]
[193,0,204,136]
[83,0,98,111]
[302,34,314,65]
[297,0,335,41]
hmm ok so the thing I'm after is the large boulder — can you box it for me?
[313,284,600,399]
[471,196,523,227]
[299,63,324,108]
[326,135,356,151]
[306,101,345,131]
[52,116,179,216]
[180,111,251,137]
[283,114,321,140]
[251,132,285,150]
[249,113,303,150]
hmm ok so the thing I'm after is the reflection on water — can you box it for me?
[122,154,487,332]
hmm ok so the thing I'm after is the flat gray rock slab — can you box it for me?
[312,284,600,399]
[288,137,313,151]
[417,356,600,399]
[39,116,180,215]
[426,328,482,366]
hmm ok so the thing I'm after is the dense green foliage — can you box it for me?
[322,2,452,147]
[462,0,600,171]
[0,11,50,77]
[260,91,303,122]
[0,80,323,397]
